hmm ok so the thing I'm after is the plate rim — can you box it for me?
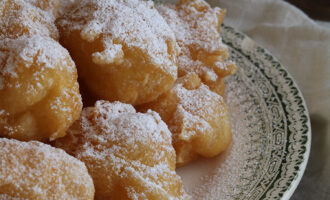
[221,24,311,200]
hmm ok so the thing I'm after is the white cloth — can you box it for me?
[208,0,330,199]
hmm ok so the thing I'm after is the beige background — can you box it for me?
[208,0,330,199]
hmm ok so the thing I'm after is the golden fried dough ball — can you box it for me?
[57,0,179,105]
[138,73,232,167]
[0,0,60,40]
[0,138,94,199]
[0,36,82,141]
[55,101,190,200]
[157,0,236,96]
[0,0,82,141]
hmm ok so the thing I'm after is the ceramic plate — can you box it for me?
[174,24,311,200]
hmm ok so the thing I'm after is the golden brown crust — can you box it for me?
[138,73,232,167]
[0,138,94,199]
[157,0,237,96]
[0,0,60,40]
[0,36,82,141]
[207,77,226,97]
[57,0,179,105]
[0,0,82,141]
[55,101,190,199]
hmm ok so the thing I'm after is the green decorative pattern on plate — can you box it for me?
[176,23,310,200]
[221,24,311,200]
[218,23,311,200]
[153,1,310,199]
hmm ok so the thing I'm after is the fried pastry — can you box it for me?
[157,0,236,96]
[0,138,94,199]
[57,0,179,105]
[54,101,190,200]
[208,77,226,97]
[138,73,232,167]
[0,0,82,141]
[0,0,60,40]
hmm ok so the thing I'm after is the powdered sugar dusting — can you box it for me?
[58,0,178,76]
[58,0,77,16]
[85,101,171,146]
[0,138,94,199]
[176,74,267,199]
[190,86,252,199]
[0,0,59,40]
[56,101,189,199]
[172,80,226,138]
[157,1,236,83]
[0,0,82,141]
[74,101,175,165]
[0,0,73,90]
[0,36,71,80]
[49,85,81,120]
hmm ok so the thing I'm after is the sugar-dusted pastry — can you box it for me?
[157,0,236,96]
[0,138,94,199]
[57,0,179,105]
[208,77,226,97]
[0,0,60,40]
[54,101,190,200]
[0,0,82,141]
[138,73,232,167]
[0,36,82,141]
[58,0,78,16]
